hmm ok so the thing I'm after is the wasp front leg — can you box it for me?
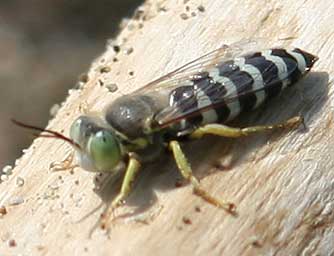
[100,154,141,230]
[169,140,236,214]
[49,151,79,172]
[190,116,303,139]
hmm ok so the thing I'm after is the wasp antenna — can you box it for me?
[12,119,47,133]
[11,119,81,150]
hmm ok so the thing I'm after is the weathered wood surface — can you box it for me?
[1,0,334,255]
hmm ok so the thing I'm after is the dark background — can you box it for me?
[0,0,143,168]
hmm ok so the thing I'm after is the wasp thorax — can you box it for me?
[105,94,163,138]
[70,116,122,172]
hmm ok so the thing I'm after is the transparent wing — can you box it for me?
[131,39,297,128]
[154,51,300,128]
[136,39,262,93]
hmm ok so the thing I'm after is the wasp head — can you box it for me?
[70,115,122,172]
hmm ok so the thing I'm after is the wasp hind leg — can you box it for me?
[100,154,141,230]
[169,140,236,214]
[190,116,304,139]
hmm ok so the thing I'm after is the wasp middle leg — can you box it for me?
[169,140,236,214]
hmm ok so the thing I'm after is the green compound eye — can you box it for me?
[69,118,82,145]
[89,130,121,171]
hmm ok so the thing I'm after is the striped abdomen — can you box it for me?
[167,48,318,131]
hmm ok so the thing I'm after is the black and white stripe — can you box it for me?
[169,83,203,130]
[234,56,266,109]
[167,47,317,131]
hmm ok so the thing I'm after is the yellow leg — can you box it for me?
[190,116,303,139]
[100,154,141,230]
[49,151,78,172]
[169,140,236,214]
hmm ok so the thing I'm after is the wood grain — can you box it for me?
[1,0,334,255]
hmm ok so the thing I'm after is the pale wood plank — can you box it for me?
[1,0,334,255]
